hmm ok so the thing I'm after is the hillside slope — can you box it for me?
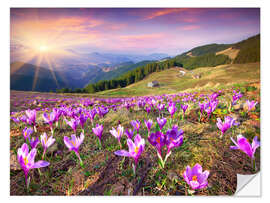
[84,34,260,94]
[96,62,260,97]
[10,62,68,92]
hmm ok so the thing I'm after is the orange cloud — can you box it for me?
[144,8,189,20]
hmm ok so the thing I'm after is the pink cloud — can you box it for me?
[181,25,201,31]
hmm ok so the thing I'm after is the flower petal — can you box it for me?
[114,150,130,157]
[33,160,50,168]
[127,139,135,153]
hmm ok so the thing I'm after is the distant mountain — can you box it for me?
[10,62,68,92]
[10,48,169,91]
[10,60,155,91]
[85,60,154,85]
[84,34,260,93]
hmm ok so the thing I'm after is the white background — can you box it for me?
[1,0,269,202]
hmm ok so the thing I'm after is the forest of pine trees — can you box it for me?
[84,59,179,93]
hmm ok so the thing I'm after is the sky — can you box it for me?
[10,8,260,56]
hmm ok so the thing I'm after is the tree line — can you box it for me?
[84,59,179,93]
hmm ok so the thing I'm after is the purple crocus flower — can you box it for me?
[167,103,177,118]
[65,118,79,133]
[29,137,40,149]
[17,143,50,188]
[79,113,88,132]
[198,102,205,115]
[97,106,109,118]
[64,132,84,165]
[157,103,165,112]
[92,124,103,148]
[40,132,55,159]
[22,127,33,141]
[232,91,243,105]
[216,116,235,137]
[148,131,166,158]
[230,134,260,160]
[130,120,141,133]
[181,104,188,119]
[110,125,124,147]
[52,108,62,127]
[114,134,145,174]
[144,119,153,133]
[145,106,151,114]
[181,104,188,114]
[245,100,258,111]
[87,108,97,125]
[92,124,103,141]
[165,125,184,160]
[209,92,219,101]
[183,163,209,190]
[125,128,135,139]
[25,109,37,129]
[157,117,167,130]
[11,116,20,123]
[43,111,57,134]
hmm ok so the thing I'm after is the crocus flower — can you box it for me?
[97,106,109,118]
[148,131,166,158]
[125,128,135,139]
[22,127,33,141]
[157,117,167,130]
[29,136,40,149]
[216,116,236,137]
[92,124,103,148]
[20,115,31,125]
[167,103,177,118]
[145,106,151,114]
[130,120,141,133]
[232,90,243,105]
[230,134,260,170]
[43,111,57,134]
[64,132,84,165]
[11,116,20,123]
[181,104,188,114]
[25,109,37,132]
[157,103,165,112]
[87,109,97,124]
[198,102,206,115]
[40,132,55,159]
[65,118,79,133]
[144,119,153,133]
[110,125,124,147]
[17,143,50,188]
[79,113,88,133]
[52,108,62,127]
[114,134,145,174]
[209,92,219,101]
[245,100,258,111]
[165,125,184,161]
[183,163,209,190]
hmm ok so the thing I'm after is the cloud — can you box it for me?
[144,8,188,20]
[181,25,201,31]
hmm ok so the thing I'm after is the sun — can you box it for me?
[38,45,49,52]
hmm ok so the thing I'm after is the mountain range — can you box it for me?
[10,34,259,92]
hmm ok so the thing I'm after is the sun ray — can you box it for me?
[11,50,38,74]
[32,54,43,91]
[49,57,68,86]
[44,54,59,88]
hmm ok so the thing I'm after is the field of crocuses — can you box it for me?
[10,83,260,196]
